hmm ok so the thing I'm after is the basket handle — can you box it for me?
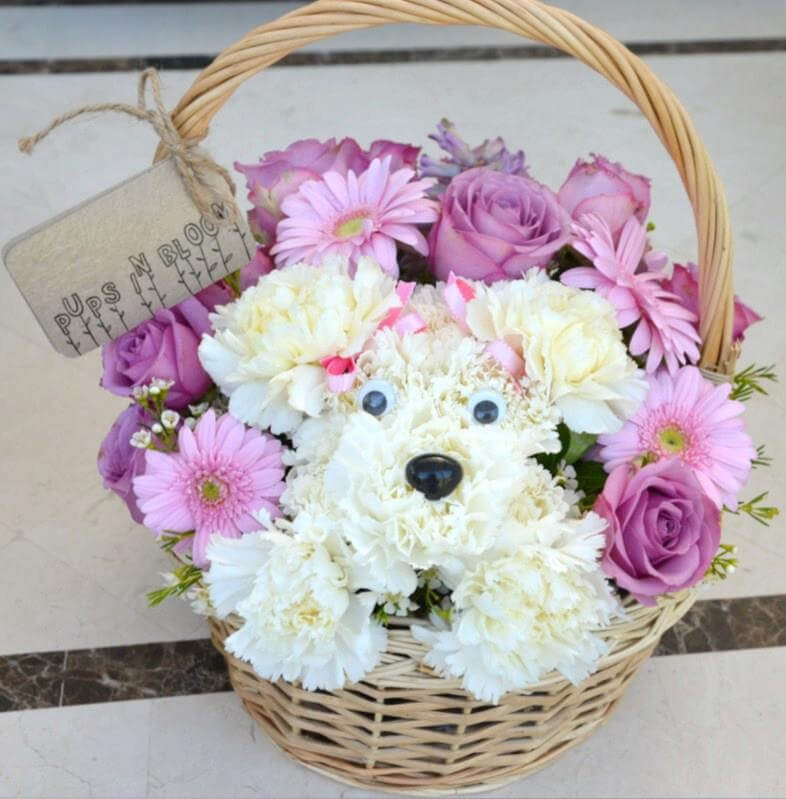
[164,0,735,373]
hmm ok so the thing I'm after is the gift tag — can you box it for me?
[2,157,253,357]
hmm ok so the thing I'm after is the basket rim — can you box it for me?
[158,0,737,373]
[209,587,696,695]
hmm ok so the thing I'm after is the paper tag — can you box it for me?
[2,158,253,357]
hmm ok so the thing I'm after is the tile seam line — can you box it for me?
[1,642,785,714]
[1,594,785,713]
[1,38,786,76]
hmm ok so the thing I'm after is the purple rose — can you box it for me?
[236,138,419,244]
[365,139,420,172]
[664,263,762,343]
[558,154,651,239]
[100,296,213,410]
[428,167,571,283]
[97,405,149,523]
[594,459,721,605]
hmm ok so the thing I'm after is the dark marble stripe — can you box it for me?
[1,38,786,75]
[0,640,229,712]
[655,594,786,655]
[1,595,784,713]
[2,0,285,4]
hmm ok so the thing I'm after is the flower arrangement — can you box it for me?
[97,122,776,703]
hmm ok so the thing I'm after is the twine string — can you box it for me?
[18,68,240,225]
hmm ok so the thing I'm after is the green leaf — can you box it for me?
[729,363,777,402]
[563,430,597,465]
[573,460,608,508]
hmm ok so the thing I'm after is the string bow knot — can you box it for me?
[18,68,240,226]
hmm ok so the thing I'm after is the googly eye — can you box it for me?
[469,390,506,425]
[358,379,397,418]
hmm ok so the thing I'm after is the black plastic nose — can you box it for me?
[405,453,463,500]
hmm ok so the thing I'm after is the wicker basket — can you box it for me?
[208,591,696,795]
[163,0,736,793]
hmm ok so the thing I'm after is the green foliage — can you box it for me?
[547,244,590,280]
[372,605,390,626]
[158,531,195,554]
[147,563,203,607]
[536,424,597,473]
[752,444,772,469]
[223,270,243,299]
[573,460,609,510]
[411,568,452,623]
[563,430,597,465]
[725,492,780,527]
[706,543,738,581]
[729,363,777,402]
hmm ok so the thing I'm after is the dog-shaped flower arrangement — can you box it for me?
[157,256,647,703]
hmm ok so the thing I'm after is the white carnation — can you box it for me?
[464,271,646,434]
[205,530,386,690]
[413,513,620,703]
[198,257,402,434]
[280,308,562,595]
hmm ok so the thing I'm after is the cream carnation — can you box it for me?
[413,513,619,702]
[198,257,403,434]
[282,304,562,594]
[205,529,386,690]
[464,271,647,434]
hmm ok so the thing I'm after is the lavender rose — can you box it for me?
[236,138,419,244]
[594,459,721,605]
[428,167,571,283]
[664,263,762,343]
[97,405,149,523]
[101,296,213,410]
[558,154,651,238]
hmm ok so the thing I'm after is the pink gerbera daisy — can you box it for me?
[563,215,701,373]
[133,410,285,567]
[597,366,755,509]
[271,156,439,276]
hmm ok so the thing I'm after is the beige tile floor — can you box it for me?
[3,0,786,60]
[0,4,785,796]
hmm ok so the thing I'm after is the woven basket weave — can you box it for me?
[164,0,735,793]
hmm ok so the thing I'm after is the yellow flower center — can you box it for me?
[335,214,368,239]
[200,478,225,503]
[659,426,686,453]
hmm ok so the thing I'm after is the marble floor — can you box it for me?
[1,1,785,797]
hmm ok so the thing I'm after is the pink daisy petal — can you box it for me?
[132,412,286,567]
[564,215,701,372]
[598,366,755,509]
[272,156,438,275]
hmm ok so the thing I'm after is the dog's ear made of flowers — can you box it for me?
[197,257,418,434]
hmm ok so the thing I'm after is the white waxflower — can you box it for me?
[188,402,210,417]
[382,593,419,617]
[198,257,404,434]
[130,429,151,448]
[205,530,387,691]
[160,410,180,429]
[185,583,212,616]
[413,513,620,703]
[464,271,647,433]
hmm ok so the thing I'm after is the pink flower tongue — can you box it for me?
[321,356,357,393]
